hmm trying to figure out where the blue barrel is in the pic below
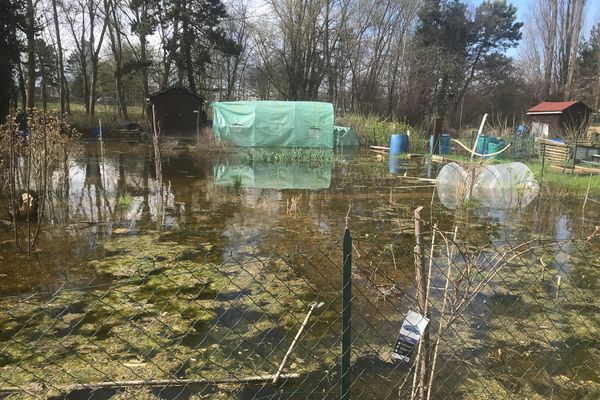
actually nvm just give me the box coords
[429,134,451,155]
[389,157,406,174]
[440,133,451,155]
[475,135,489,155]
[90,127,101,139]
[488,139,506,159]
[390,133,409,155]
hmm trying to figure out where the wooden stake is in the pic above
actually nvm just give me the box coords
[0,374,301,395]
[540,258,547,282]
[582,173,592,213]
[273,302,323,383]
[413,207,428,400]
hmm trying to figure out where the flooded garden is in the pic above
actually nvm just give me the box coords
[0,138,599,399]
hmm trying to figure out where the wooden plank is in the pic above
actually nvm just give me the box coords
[550,164,600,175]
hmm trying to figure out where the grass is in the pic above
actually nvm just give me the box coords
[45,101,146,133]
[528,163,600,196]
[335,113,414,148]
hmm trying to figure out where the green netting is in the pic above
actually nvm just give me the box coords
[334,125,360,147]
[212,101,334,148]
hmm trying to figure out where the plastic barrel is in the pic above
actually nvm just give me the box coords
[440,133,451,155]
[90,127,100,139]
[475,135,489,155]
[488,139,506,159]
[390,133,409,155]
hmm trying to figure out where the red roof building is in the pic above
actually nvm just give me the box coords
[526,101,591,138]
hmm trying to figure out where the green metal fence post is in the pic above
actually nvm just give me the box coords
[341,227,352,400]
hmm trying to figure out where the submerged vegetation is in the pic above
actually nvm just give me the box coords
[0,232,339,398]
[243,148,333,165]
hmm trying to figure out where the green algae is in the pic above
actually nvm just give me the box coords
[0,232,340,396]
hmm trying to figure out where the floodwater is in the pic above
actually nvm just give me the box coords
[0,139,598,399]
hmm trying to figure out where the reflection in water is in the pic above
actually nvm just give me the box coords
[214,153,333,190]
[0,141,597,295]
[56,143,175,228]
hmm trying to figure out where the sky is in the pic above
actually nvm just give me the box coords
[468,0,600,57]
[511,0,599,31]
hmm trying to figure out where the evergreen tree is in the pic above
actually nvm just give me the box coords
[414,0,522,120]
[0,0,21,122]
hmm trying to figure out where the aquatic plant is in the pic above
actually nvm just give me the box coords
[244,148,333,166]
[117,195,134,208]
[232,175,243,192]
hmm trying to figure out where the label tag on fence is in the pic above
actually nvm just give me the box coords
[391,310,429,362]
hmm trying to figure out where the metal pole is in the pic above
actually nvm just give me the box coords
[341,227,352,400]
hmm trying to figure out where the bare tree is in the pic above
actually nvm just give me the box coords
[107,3,128,119]
[51,0,68,114]
[524,0,587,99]
[63,0,111,117]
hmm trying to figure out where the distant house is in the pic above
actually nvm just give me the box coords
[526,101,591,138]
[147,86,205,135]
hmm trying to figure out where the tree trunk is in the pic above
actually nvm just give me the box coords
[543,0,557,97]
[25,0,36,110]
[139,32,149,99]
[51,0,66,115]
[564,0,585,99]
[17,62,27,111]
[108,6,129,119]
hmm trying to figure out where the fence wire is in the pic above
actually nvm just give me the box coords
[1,222,599,399]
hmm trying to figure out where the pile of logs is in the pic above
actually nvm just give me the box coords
[540,139,570,166]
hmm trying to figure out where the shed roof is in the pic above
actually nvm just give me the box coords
[526,101,581,115]
[148,86,204,101]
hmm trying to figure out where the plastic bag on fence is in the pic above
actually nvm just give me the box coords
[436,162,539,209]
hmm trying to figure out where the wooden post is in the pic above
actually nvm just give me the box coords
[341,227,352,400]
[413,207,428,400]
[540,142,546,178]
[196,105,201,141]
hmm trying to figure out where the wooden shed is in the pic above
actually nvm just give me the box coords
[526,101,591,138]
[147,86,205,135]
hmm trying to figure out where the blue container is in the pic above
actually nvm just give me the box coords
[440,133,450,155]
[488,139,507,159]
[389,157,406,174]
[90,127,101,139]
[429,133,451,155]
[475,135,489,155]
[390,133,409,155]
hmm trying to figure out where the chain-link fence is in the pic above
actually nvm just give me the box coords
[1,211,599,399]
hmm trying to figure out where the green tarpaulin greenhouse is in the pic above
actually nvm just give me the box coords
[334,126,360,147]
[212,101,334,148]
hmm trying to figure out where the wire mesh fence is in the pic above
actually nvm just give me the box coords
[1,211,599,399]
